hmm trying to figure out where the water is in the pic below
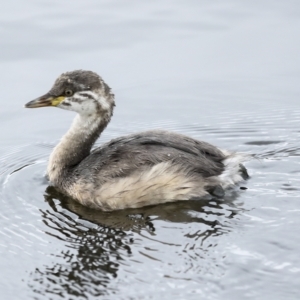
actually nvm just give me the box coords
[0,1,300,299]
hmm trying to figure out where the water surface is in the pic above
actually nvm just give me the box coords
[0,1,300,299]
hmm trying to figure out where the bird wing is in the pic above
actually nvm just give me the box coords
[76,130,226,182]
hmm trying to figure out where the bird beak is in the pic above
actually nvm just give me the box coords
[25,94,65,108]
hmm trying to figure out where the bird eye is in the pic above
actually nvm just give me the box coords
[65,89,73,96]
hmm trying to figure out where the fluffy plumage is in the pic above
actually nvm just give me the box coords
[25,70,249,211]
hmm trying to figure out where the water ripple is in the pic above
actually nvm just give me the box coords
[0,107,300,299]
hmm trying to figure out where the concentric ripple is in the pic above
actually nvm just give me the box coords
[0,107,300,299]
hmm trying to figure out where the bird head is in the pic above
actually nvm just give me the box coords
[25,70,115,116]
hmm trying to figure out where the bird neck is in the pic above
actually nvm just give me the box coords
[47,112,111,185]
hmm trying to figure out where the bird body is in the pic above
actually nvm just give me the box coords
[25,70,249,211]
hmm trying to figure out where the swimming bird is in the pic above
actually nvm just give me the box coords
[25,70,249,211]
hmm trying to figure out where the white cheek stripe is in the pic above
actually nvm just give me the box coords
[98,96,110,111]
[73,94,87,101]
[77,91,110,111]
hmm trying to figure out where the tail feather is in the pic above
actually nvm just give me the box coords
[217,150,252,188]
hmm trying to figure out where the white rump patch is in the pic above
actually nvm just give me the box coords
[218,149,251,188]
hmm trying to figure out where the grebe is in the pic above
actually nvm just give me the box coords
[25,70,249,211]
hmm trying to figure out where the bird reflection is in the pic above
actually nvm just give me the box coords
[28,185,243,298]
[44,186,242,229]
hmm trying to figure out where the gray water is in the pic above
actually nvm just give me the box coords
[1,1,300,299]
